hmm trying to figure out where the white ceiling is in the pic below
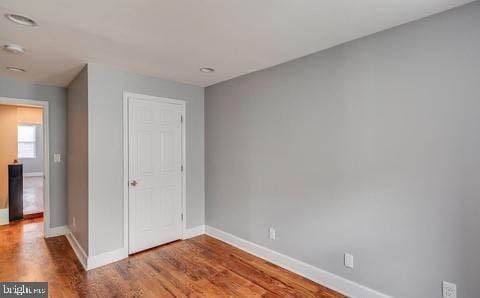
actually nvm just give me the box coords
[0,0,474,87]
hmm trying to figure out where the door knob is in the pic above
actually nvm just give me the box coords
[130,180,138,186]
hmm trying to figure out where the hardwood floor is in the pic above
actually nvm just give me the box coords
[0,218,345,297]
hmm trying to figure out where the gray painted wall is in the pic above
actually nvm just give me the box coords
[0,76,67,228]
[19,124,44,174]
[67,66,89,253]
[205,2,480,297]
[88,64,205,256]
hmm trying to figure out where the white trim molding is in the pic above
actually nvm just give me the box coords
[183,225,205,239]
[64,224,203,271]
[66,231,88,270]
[65,228,128,271]
[205,226,391,298]
[0,208,8,225]
[44,225,69,238]
[87,248,128,270]
[24,172,44,177]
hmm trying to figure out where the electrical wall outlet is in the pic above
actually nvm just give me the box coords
[442,281,457,298]
[344,253,354,269]
[54,153,61,163]
[269,227,276,240]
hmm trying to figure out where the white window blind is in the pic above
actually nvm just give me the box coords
[18,125,36,159]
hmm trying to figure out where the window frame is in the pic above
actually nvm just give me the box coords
[17,124,37,159]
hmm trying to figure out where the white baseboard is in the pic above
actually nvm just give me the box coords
[183,225,205,239]
[0,208,8,225]
[65,230,88,270]
[24,172,44,177]
[205,225,390,298]
[87,247,128,270]
[44,225,68,238]
[64,225,204,271]
[65,228,127,271]
[81,225,201,270]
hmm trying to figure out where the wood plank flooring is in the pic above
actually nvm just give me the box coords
[0,218,345,297]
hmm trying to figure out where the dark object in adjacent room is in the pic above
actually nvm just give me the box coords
[8,163,23,221]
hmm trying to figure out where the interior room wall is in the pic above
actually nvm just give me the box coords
[66,66,89,253]
[205,2,480,297]
[0,76,67,229]
[87,63,205,256]
[17,106,42,123]
[0,105,19,210]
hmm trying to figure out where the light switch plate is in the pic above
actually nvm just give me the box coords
[442,281,457,298]
[54,153,61,163]
[344,253,354,269]
[269,227,276,240]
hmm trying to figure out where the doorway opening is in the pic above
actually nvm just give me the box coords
[0,97,49,236]
[19,117,44,218]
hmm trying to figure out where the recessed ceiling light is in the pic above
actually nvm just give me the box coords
[6,66,26,73]
[5,14,37,26]
[200,67,215,73]
[3,44,26,54]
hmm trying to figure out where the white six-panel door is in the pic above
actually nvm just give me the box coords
[128,96,184,254]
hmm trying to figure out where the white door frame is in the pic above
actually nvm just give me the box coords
[123,92,187,254]
[0,97,51,236]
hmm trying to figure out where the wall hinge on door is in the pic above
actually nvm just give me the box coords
[181,164,184,172]
[181,115,183,123]
[181,213,184,221]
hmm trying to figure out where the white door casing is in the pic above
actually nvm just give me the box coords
[127,94,184,254]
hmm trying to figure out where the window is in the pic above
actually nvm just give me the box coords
[18,125,36,159]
